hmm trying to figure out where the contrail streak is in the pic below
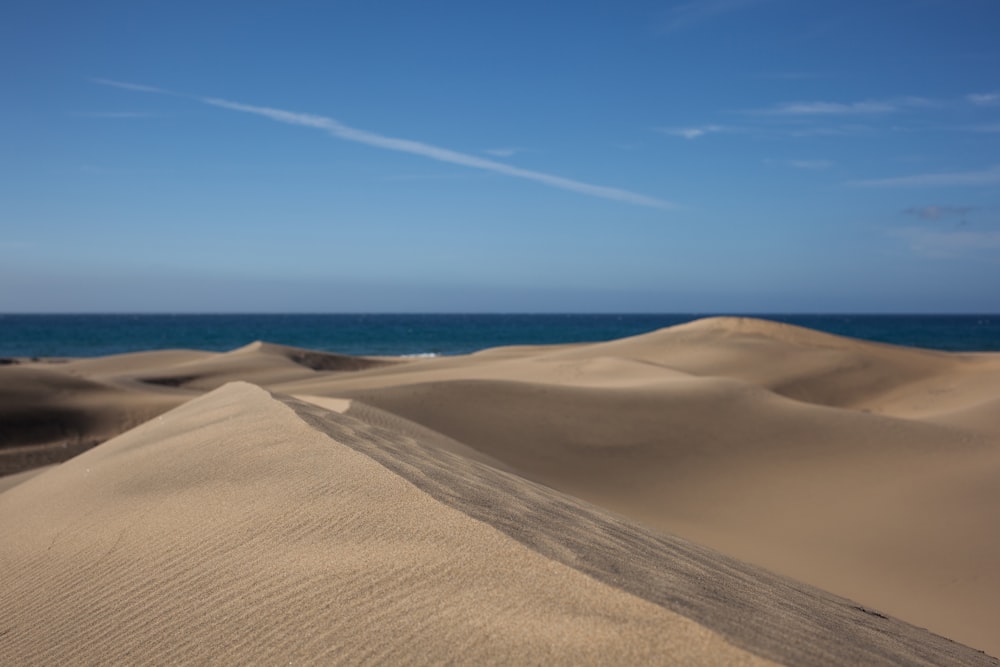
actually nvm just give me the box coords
[94,78,674,210]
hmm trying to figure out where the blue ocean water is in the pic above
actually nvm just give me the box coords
[1,314,999,358]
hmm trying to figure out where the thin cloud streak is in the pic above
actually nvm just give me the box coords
[203,98,674,209]
[764,158,833,169]
[850,166,1000,188]
[762,100,897,115]
[483,147,524,158]
[754,96,942,116]
[91,78,178,96]
[967,92,1000,105]
[661,92,993,143]
[94,79,673,210]
[657,124,727,139]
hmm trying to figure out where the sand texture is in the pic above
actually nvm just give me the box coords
[2,317,999,664]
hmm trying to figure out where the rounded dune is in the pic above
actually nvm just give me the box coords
[0,383,774,665]
[2,317,999,661]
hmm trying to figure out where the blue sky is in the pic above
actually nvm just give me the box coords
[2,0,999,313]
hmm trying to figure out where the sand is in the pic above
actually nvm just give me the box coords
[1,317,998,664]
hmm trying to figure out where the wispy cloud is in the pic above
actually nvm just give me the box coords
[787,159,833,170]
[850,166,1000,188]
[896,96,939,109]
[90,78,177,95]
[656,124,728,139]
[762,158,833,169]
[760,100,897,115]
[203,97,674,208]
[754,96,941,116]
[658,120,874,141]
[902,205,976,221]
[660,92,994,143]
[967,92,1000,106]
[660,0,769,32]
[483,147,525,158]
[94,79,673,210]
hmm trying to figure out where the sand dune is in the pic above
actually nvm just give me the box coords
[0,364,185,474]
[0,383,775,665]
[2,317,999,662]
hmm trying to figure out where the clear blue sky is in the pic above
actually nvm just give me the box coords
[2,0,998,313]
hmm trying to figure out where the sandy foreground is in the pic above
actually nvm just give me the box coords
[1,317,998,665]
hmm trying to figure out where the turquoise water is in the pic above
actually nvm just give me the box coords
[1,314,999,358]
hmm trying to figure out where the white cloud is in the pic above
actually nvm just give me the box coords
[764,158,833,169]
[850,166,1000,188]
[657,124,727,139]
[483,147,523,158]
[734,94,995,138]
[755,96,941,116]
[96,80,674,210]
[202,97,674,208]
[967,92,1000,105]
[91,78,177,95]
[763,100,897,115]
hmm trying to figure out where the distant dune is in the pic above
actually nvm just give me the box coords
[2,317,999,664]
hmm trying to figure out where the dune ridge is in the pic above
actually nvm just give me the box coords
[0,383,775,665]
[289,389,995,666]
[1,383,993,665]
[2,316,999,659]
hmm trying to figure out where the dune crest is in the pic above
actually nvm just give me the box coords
[0,383,775,665]
[3,383,995,665]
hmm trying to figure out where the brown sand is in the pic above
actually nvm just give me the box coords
[1,317,999,663]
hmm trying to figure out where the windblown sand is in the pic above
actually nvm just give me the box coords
[1,317,998,664]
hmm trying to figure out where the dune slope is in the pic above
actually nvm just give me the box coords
[0,383,769,665]
[2,317,999,657]
[1,383,993,665]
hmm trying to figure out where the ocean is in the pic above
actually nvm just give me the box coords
[1,314,999,358]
